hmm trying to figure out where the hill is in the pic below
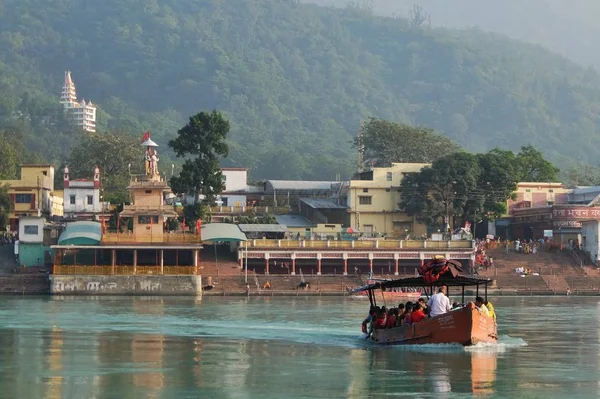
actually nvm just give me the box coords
[1,0,600,180]
[308,0,600,69]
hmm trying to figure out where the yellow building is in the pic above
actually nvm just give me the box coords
[0,164,63,232]
[347,163,430,238]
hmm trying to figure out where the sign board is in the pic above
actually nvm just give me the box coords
[543,229,553,238]
[486,234,494,239]
[552,208,600,220]
[431,233,444,241]
[553,220,582,228]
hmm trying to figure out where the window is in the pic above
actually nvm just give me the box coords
[362,188,369,193]
[525,189,531,193]
[359,196,372,205]
[69,195,76,205]
[24,225,38,235]
[15,194,32,204]
[138,215,159,224]
[145,190,152,194]
[386,172,392,181]
[87,195,93,205]
[547,201,554,206]
[548,189,554,193]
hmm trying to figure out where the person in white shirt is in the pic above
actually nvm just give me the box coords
[427,285,451,317]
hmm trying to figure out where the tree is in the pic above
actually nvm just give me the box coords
[67,132,144,204]
[354,118,461,169]
[0,184,13,229]
[169,110,230,204]
[510,145,559,182]
[400,152,481,230]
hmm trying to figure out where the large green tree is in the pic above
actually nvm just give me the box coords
[169,110,230,205]
[0,184,13,229]
[354,118,461,168]
[400,152,481,229]
[66,132,143,204]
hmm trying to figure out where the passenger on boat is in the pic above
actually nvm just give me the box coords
[402,302,414,325]
[410,302,427,323]
[374,308,387,329]
[427,285,451,317]
[385,308,397,328]
[417,297,429,315]
[484,300,496,321]
[475,297,490,317]
[451,301,462,310]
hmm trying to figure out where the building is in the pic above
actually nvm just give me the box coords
[62,165,109,221]
[218,167,249,206]
[346,163,430,238]
[50,133,206,295]
[60,70,97,132]
[17,216,61,268]
[0,164,63,232]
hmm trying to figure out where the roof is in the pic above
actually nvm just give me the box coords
[221,167,248,171]
[351,276,493,294]
[299,198,349,209]
[201,223,247,242]
[238,224,289,233]
[265,180,340,191]
[19,164,55,168]
[58,221,102,245]
[274,214,315,228]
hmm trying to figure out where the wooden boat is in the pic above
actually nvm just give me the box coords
[357,275,498,346]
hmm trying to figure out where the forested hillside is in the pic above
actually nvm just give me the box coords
[310,0,600,68]
[1,0,600,180]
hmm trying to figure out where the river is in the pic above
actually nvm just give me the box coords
[0,295,597,398]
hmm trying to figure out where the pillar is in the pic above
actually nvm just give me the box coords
[394,255,399,276]
[369,254,374,275]
[317,254,322,275]
[133,249,137,275]
[111,249,116,275]
[193,249,198,275]
[160,249,164,275]
[265,253,270,275]
[291,255,296,275]
[343,254,348,276]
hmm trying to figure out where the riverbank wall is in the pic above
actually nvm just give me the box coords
[48,275,203,296]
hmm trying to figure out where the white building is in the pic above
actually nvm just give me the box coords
[217,168,249,206]
[581,221,600,266]
[63,166,107,221]
[19,216,45,244]
[60,70,97,132]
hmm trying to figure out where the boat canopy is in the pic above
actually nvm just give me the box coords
[351,276,492,294]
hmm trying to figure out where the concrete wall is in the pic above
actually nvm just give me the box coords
[19,217,44,243]
[133,187,163,207]
[50,275,203,296]
[64,185,101,214]
[19,243,49,267]
[222,169,247,192]
[582,221,600,264]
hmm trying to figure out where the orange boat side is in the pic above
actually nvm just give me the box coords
[370,307,498,346]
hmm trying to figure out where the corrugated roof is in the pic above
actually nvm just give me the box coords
[266,180,340,191]
[299,198,349,209]
[201,223,247,242]
[274,214,315,228]
[58,221,102,245]
[238,224,289,233]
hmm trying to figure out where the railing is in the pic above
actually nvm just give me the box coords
[243,239,474,250]
[209,206,291,214]
[122,204,175,212]
[53,265,197,275]
[101,232,201,244]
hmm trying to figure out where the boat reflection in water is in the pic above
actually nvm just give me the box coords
[366,344,499,396]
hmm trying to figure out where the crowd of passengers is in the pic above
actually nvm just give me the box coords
[362,286,496,336]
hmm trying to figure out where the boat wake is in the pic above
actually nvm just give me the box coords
[368,334,527,354]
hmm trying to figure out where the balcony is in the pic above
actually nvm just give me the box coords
[242,239,474,250]
[101,231,201,244]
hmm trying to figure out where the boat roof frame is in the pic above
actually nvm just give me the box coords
[359,276,493,292]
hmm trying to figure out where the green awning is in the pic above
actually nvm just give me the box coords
[58,221,102,245]
[201,223,247,242]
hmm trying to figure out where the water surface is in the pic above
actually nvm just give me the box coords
[0,296,597,398]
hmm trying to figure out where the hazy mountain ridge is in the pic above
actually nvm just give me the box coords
[0,0,599,180]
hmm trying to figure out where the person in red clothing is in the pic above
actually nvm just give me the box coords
[385,308,397,329]
[374,308,387,329]
[411,302,427,323]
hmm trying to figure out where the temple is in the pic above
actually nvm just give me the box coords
[60,70,97,132]
[49,133,204,295]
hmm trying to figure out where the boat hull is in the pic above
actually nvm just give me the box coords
[369,307,497,346]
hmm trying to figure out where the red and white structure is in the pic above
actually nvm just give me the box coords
[63,166,108,221]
